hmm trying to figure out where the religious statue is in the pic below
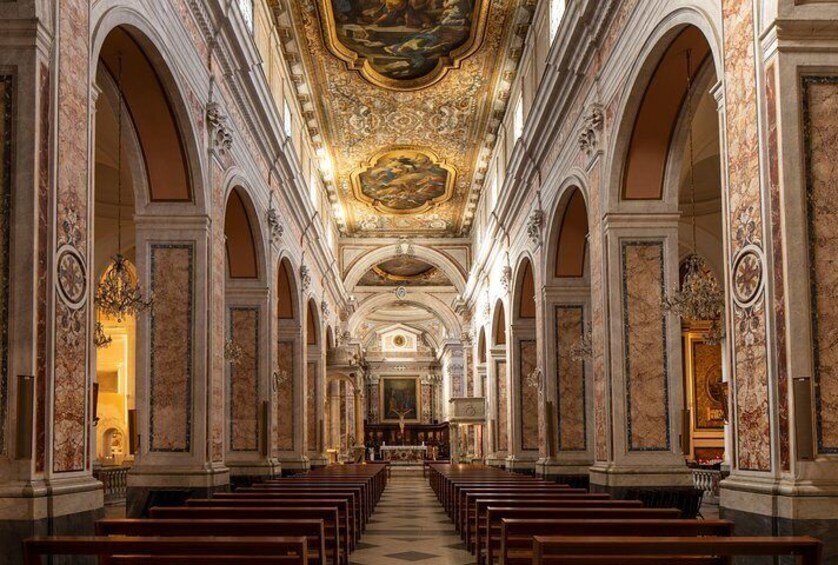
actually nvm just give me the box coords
[390,406,412,440]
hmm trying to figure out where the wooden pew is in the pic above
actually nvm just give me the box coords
[477,507,682,565]
[471,499,645,556]
[459,491,608,538]
[96,519,327,565]
[237,486,367,525]
[149,506,344,565]
[496,519,733,565]
[530,535,823,565]
[22,535,308,565]
[187,497,355,549]
[230,489,365,533]
[455,485,584,526]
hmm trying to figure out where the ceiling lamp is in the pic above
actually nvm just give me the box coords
[93,320,112,349]
[661,50,724,344]
[95,54,152,325]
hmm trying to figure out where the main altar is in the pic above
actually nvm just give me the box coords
[379,445,427,463]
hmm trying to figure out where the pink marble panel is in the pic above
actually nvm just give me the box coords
[368,383,379,424]
[496,360,508,452]
[723,0,772,471]
[275,341,294,451]
[519,340,539,451]
[149,245,194,452]
[229,307,259,451]
[421,383,432,423]
[307,361,317,451]
[52,0,90,473]
[0,75,11,454]
[587,164,608,462]
[766,63,790,470]
[36,64,49,473]
[211,166,225,462]
[556,306,586,451]
[622,242,669,451]
[466,349,474,397]
[802,76,838,453]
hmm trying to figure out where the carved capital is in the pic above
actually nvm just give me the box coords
[206,102,233,153]
[577,103,604,156]
[526,209,544,245]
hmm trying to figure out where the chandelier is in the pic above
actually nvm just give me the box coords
[93,320,112,349]
[95,53,152,325]
[661,50,725,345]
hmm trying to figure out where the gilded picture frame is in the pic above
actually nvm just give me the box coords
[379,376,421,423]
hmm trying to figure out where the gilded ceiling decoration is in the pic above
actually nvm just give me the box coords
[352,147,455,214]
[320,0,490,90]
[280,0,534,237]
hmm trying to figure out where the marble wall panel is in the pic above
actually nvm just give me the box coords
[466,349,474,397]
[367,383,379,424]
[211,166,225,462]
[306,361,317,451]
[35,64,49,473]
[766,62,790,470]
[496,360,508,452]
[0,75,11,455]
[802,76,838,454]
[421,383,432,424]
[275,341,294,451]
[149,244,194,452]
[723,0,771,472]
[621,241,669,451]
[229,307,259,451]
[52,0,90,473]
[693,341,725,430]
[519,340,539,451]
[556,306,586,451]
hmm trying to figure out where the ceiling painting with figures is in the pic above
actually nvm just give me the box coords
[279,0,535,236]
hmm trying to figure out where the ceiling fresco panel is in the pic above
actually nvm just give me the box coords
[320,0,490,90]
[281,0,533,237]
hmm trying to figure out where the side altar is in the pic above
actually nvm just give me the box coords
[364,422,450,460]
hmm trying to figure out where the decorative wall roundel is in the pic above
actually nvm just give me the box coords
[731,245,764,307]
[393,335,406,348]
[56,245,87,309]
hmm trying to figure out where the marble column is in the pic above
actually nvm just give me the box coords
[588,214,690,491]
[507,323,538,473]
[537,286,593,479]
[715,4,838,554]
[225,285,279,486]
[486,346,509,467]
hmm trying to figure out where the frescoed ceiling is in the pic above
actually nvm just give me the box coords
[278,0,535,237]
[357,257,453,286]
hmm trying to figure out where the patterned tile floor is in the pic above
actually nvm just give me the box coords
[351,472,476,565]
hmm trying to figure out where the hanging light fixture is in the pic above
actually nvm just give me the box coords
[95,53,152,325]
[662,50,725,344]
[94,319,112,349]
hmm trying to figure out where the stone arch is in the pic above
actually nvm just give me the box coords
[512,254,537,323]
[224,186,266,282]
[343,244,467,293]
[605,5,723,209]
[348,292,462,339]
[546,185,590,283]
[93,17,204,210]
[492,299,507,347]
[276,255,300,324]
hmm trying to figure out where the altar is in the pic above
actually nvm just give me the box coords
[379,445,427,463]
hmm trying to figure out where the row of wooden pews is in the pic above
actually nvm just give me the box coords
[427,463,823,565]
[23,463,387,565]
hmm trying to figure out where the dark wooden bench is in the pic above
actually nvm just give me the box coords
[22,535,308,565]
[235,487,366,529]
[531,535,823,565]
[472,499,645,557]
[456,486,588,528]
[460,491,608,538]
[96,518,327,565]
[496,519,733,565]
[188,497,355,549]
[149,506,343,565]
[477,507,682,565]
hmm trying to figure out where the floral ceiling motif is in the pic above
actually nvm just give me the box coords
[282,0,533,236]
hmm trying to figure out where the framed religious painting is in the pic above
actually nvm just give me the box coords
[379,376,421,423]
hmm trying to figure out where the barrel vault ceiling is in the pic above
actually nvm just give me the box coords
[272,0,536,237]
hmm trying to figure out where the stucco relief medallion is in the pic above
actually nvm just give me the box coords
[56,245,87,309]
[731,245,764,307]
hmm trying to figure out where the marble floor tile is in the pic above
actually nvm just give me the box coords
[352,474,474,565]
